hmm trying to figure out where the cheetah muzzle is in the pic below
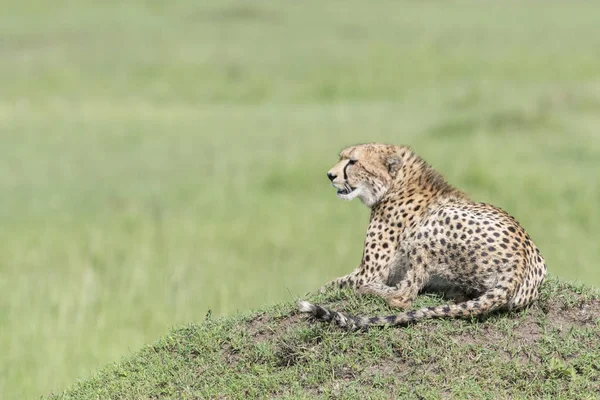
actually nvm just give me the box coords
[299,143,547,330]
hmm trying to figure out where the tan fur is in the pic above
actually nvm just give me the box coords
[299,143,547,330]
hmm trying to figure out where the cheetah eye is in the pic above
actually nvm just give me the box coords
[347,159,357,165]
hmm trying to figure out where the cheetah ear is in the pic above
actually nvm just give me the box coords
[386,156,402,177]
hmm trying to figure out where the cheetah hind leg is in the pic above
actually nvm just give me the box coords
[357,282,416,310]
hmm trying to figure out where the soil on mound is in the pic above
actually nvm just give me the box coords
[52,279,600,399]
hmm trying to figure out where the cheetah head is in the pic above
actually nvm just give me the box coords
[327,143,404,208]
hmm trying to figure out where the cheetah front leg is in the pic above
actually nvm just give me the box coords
[320,217,399,293]
[319,267,362,293]
[319,257,394,293]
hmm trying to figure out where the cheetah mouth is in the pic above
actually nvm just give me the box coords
[335,183,360,200]
[335,183,354,195]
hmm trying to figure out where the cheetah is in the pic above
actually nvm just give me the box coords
[298,143,547,330]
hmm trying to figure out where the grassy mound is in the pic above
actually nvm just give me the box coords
[50,277,600,399]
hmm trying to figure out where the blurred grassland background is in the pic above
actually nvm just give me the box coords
[1,0,600,398]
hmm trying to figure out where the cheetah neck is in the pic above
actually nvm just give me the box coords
[392,156,465,204]
[370,162,466,235]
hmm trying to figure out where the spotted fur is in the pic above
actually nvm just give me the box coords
[298,143,547,330]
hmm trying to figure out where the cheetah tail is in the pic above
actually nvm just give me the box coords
[297,300,368,330]
[297,293,504,330]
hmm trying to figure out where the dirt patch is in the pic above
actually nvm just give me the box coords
[443,299,600,367]
[245,311,307,343]
[219,311,312,368]
[544,299,600,330]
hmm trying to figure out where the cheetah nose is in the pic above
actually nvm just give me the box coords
[327,172,337,182]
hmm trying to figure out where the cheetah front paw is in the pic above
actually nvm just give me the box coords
[356,283,386,296]
[387,297,413,310]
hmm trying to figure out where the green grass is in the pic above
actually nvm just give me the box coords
[50,278,600,399]
[1,1,600,398]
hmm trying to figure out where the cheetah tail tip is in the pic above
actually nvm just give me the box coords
[297,300,316,313]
